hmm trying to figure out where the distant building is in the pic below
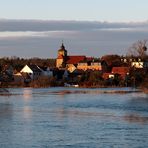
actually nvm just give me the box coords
[13,72,24,83]
[121,57,148,68]
[20,65,53,80]
[20,65,42,80]
[111,67,130,79]
[56,43,87,72]
[102,67,130,80]
[77,60,102,71]
[56,43,104,72]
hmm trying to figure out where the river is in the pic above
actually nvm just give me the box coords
[0,87,148,148]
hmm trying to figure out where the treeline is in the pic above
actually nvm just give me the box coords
[0,57,56,72]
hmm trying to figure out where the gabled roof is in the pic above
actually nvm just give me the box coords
[29,65,42,73]
[66,56,86,64]
[21,65,42,73]
[112,67,130,74]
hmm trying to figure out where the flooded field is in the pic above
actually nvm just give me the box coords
[0,87,148,148]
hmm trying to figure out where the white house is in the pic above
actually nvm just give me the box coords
[20,65,42,80]
[131,62,144,68]
[20,65,53,80]
[131,61,148,68]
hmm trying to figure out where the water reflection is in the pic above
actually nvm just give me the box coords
[23,106,32,120]
[124,114,148,124]
[131,92,148,99]
[0,103,13,118]
[46,88,140,96]
[23,88,32,100]
[0,103,13,147]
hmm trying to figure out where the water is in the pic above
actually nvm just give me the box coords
[0,87,148,148]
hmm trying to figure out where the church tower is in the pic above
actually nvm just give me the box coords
[56,43,67,68]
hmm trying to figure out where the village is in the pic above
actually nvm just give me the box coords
[0,42,148,89]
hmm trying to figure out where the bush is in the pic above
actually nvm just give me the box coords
[30,76,57,88]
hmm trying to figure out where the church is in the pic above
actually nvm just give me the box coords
[56,43,86,71]
[56,43,103,72]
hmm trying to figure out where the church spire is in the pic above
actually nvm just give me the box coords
[61,42,65,50]
[56,42,68,68]
[58,42,67,57]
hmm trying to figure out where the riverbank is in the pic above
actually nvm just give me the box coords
[0,87,144,96]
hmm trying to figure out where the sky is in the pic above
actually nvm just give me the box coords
[0,0,148,58]
[1,0,148,21]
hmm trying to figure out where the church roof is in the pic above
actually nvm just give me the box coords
[66,56,86,64]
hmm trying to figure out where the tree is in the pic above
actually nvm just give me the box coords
[101,54,121,67]
[128,40,147,58]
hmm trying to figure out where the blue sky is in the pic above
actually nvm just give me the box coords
[0,0,148,58]
[1,0,148,21]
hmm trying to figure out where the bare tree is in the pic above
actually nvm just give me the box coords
[127,40,147,58]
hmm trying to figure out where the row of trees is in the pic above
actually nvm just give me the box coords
[0,57,55,72]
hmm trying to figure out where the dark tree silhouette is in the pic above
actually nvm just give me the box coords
[128,40,147,58]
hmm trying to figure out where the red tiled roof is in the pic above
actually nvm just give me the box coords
[66,56,86,64]
[112,67,129,74]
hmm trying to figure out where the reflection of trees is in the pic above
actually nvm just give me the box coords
[0,103,13,146]
[0,103,13,118]
[123,96,148,124]
[124,114,148,124]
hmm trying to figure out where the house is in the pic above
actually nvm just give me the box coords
[131,60,148,68]
[77,60,102,71]
[90,61,102,71]
[20,65,42,80]
[66,56,86,73]
[102,73,114,80]
[102,67,130,80]
[131,61,144,68]
[77,61,88,71]
[111,67,130,79]
[20,65,53,81]
[13,72,24,83]
[121,56,148,69]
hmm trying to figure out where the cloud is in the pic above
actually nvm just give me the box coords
[0,19,148,32]
[0,19,148,58]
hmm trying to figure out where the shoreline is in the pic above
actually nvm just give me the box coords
[1,86,146,96]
